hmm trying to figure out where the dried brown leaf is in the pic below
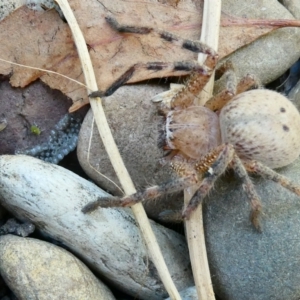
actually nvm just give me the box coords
[0,0,298,111]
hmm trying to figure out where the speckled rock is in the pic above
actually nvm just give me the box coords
[16,113,81,164]
[0,218,35,237]
[203,157,300,300]
[0,0,24,21]
[0,235,115,300]
[77,84,183,221]
[0,1,62,21]
[0,155,193,300]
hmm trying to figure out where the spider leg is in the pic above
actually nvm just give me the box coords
[82,196,125,213]
[244,160,300,196]
[231,155,263,232]
[159,67,213,113]
[158,145,232,222]
[89,61,211,98]
[204,66,237,112]
[215,61,259,93]
[236,74,259,94]
[182,143,235,219]
[205,61,258,111]
[82,161,199,214]
[105,16,217,68]
[89,16,218,98]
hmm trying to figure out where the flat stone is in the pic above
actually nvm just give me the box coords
[0,155,193,300]
[0,235,116,300]
[204,158,300,300]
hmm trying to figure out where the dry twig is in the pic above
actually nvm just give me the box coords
[55,1,181,299]
[183,1,221,299]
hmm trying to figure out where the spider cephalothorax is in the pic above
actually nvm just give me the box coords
[83,16,300,231]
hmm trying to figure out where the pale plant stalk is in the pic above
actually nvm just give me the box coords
[55,1,181,299]
[183,0,222,299]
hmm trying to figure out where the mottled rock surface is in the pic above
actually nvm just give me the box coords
[77,84,183,220]
[0,80,85,163]
[204,158,300,300]
[0,218,35,237]
[0,155,193,300]
[0,235,116,300]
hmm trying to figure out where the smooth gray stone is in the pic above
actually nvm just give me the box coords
[77,84,183,221]
[0,155,193,300]
[0,235,116,300]
[204,158,300,300]
[220,0,300,85]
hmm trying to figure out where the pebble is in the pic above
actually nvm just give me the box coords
[220,0,300,85]
[204,157,300,300]
[0,218,35,237]
[77,84,183,221]
[0,234,116,300]
[0,155,193,300]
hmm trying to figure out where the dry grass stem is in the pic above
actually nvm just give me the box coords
[55,1,181,299]
[183,1,222,299]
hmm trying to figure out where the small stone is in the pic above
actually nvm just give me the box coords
[0,235,116,300]
[220,0,300,85]
[204,158,300,300]
[0,218,35,237]
[77,84,183,220]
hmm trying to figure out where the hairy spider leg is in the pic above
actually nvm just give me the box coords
[182,143,235,219]
[244,160,300,196]
[205,62,258,112]
[105,16,217,68]
[82,172,198,214]
[89,61,212,98]
[160,66,213,113]
[159,63,257,114]
[82,145,226,214]
[157,145,228,222]
[89,16,218,98]
[231,155,263,232]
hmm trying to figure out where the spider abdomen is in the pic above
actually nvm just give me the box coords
[165,106,221,159]
[220,90,300,169]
